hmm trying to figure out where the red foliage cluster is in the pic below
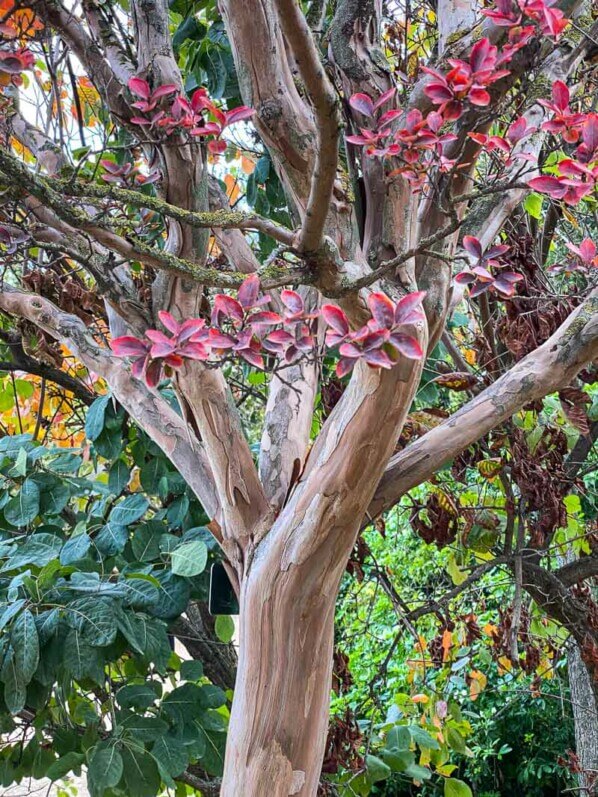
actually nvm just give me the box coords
[323,291,425,377]
[491,605,547,673]
[482,0,569,39]
[127,77,254,153]
[496,232,578,359]
[455,235,523,297]
[0,46,33,87]
[511,424,569,547]
[550,238,598,275]
[100,160,161,188]
[529,86,598,205]
[112,275,426,386]
[321,708,364,776]
[411,491,459,549]
[346,0,598,211]
[423,39,511,119]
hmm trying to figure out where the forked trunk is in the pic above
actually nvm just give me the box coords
[221,534,344,797]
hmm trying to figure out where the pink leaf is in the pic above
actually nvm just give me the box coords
[345,135,372,146]
[469,38,491,72]
[178,319,207,342]
[237,274,261,308]
[368,292,395,329]
[363,349,393,369]
[224,106,256,126]
[394,291,426,325]
[239,348,264,369]
[111,336,148,357]
[485,244,510,259]
[214,294,244,322]
[468,88,491,107]
[208,139,228,154]
[551,79,569,111]
[454,271,476,284]
[280,289,304,317]
[527,175,565,197]
[373,87,396,112]
[462,235,483,259]
[336,357,355,378]
[144,359,163,388]
[378,109,402,128]
[249,311,283,327]
[178,342,210,360]
[389,333,423,359]
[128,76,150,99]
[149,340,177,358]
[152,83,178,100]
[158,310,180,335]
[339,342,363,359]
[322,304,350,337]
[349,93,375,117]
[208,330,236,349]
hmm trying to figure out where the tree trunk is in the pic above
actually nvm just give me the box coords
[220,533,343,796]
[569,642,598,795]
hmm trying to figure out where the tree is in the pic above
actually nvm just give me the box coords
[0,0,596,794]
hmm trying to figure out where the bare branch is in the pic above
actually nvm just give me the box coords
[271,0,340,252]
[56,179,296,246]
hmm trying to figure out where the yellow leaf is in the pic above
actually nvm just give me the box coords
[241,155,255,174]
[464,348,477,365]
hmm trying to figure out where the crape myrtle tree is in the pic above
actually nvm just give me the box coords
[0,0,597,793]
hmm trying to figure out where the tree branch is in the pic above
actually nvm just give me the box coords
[368,289,598,521]
[0,286,220,521]
[271,0,340,252]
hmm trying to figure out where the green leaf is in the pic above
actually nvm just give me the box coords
[385,725,411,752]
[88,743,124,794]
[180,660,203,681]
[13,447,28,477]
[121,745,161,797]
[46,751,85,781]
[446,726,467,754]
[11,609,39,684]
[131,521,163,562]
[445,778,473,797]
[166,494,189,528]
[409,726,440,751]
[65,629,105,683]
[152,734,188,778]
[95,522,128,556]
[524,192,543,219]
[150,571,191,619]
[120,714,168,742]
[39,482,71,516]
[366,754,391,783]
[404,762,432,781]
[108,459,130,495]
[214,614,235,643]
[85,395,111,441]
[0,599,25,632]
[2,651,26,714]
[170,539,208,577]
[60,533,91,565]
[66,597,117,646]
[4,478,40,527]
[117,684,157,710]
[2,533,62,570]
[109,494,149,526]
[122,577,159,610]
